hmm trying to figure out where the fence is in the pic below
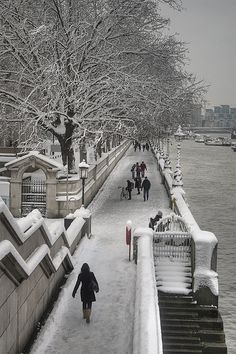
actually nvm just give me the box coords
[21,179,46,216]
[153,232,192,261]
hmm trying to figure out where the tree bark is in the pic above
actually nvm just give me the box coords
[56,122,76,172]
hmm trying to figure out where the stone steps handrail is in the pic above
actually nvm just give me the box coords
[133,228,163,354]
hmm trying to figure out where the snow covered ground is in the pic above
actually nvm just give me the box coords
[30,146,171,354]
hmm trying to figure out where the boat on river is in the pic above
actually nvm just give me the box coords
[194,134,204,143]
[205,137,231,146]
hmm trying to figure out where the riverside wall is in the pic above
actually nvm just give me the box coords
[56,140,131,216]
[0,203,94,354]
[0,140,132,354]
[151,145,219,307]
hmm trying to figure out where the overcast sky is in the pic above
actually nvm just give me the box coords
[161,0,236,108]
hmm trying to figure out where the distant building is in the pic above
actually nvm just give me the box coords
[188,104,202,126]
[203,105,236,128]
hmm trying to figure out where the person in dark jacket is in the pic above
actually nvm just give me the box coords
[140,161,147,178]
[126,179,133,200]
[135,162,141,178]
[131,163,136,179]
[141,176,151,201]
[72,263,99,323]
[149,210,163,229]
[134,176,142,194]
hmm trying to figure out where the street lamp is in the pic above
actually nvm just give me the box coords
[79,159,89,205]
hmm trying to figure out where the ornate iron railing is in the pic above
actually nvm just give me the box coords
[21,179,46,216]
[153,232,192,261]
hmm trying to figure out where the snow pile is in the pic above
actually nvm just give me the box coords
[192,229,218,296]
[47,220,65,244]
[155,258,192,295]
[73,205,91,218]
[0,239,53,276]
[66,216,85,246]
[0,200,87,282]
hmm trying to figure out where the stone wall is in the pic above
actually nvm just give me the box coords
[0,202,89,354]
[56,140,131,217]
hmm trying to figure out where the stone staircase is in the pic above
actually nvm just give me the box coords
[158,292,227,354]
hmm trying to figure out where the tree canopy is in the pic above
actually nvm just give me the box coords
[0,0,205,169]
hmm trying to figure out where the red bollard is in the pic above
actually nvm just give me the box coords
[126,220,132,261]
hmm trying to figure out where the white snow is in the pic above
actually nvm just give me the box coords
[5,150,63,170]
[0,143,219,354]
[29,146,171,354]
[133,233,163,354]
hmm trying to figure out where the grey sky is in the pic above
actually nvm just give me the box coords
[161,0,236,108]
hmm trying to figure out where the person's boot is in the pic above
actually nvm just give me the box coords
[86,309,91,323]
[83,309,86,319]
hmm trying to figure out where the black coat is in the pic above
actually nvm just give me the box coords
[134,177,142,188]
[142,178,151,190]
[72,271,99,303]
[126,180,133,191]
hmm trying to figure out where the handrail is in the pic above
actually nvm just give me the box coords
[151,145,219,307]
[133,231,163,354]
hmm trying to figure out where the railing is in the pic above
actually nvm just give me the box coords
[153,232,192,261]
[151,143,219,307]
[21,179,46,216]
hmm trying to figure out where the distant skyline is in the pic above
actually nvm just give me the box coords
[161,0,236,108]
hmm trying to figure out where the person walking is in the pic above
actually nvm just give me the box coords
[131,163,136,179]
[72,263,99,323]
[126,179,133,200]
[140,161,147,178]
[134,176,142,194]
[141,176,151,201]
[149,210,163,229]
[135,162,141,178]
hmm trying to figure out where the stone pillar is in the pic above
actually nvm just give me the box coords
[46,173,58,218]
[9,179,22,217]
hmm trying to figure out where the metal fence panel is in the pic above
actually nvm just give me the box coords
[21,179,46,216]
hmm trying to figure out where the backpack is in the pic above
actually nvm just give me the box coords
[130,181,134,189]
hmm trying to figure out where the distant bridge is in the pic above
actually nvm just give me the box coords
[188,127,232,134]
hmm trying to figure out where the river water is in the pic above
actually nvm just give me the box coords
[169,134,236,354]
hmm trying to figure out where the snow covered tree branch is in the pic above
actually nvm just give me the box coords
[0,0,205,170]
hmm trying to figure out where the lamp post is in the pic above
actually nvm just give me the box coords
[173,126,183,187]
[79,159,89,206]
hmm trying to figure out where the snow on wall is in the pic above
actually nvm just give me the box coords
[153,149,219,297]
[133,228,163,354]
[0,198,88,280]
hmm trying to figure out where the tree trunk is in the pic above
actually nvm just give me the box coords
[56,122,76,172]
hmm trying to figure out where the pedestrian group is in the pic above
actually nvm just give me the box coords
[127,160,151,201]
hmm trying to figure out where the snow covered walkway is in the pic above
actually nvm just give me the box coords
[30,146,171,354]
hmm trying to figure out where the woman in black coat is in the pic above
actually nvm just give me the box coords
[72,263,99,323]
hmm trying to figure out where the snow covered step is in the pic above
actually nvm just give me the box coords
[163,349,202,354]
[156,275,192,282]
[202,343,227,354]
[158,293,195,303]
[160,305,218,317]
[163,335,201,344]
[164,342,203,351]
[161,317,224,331]
[160,310,199,319]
